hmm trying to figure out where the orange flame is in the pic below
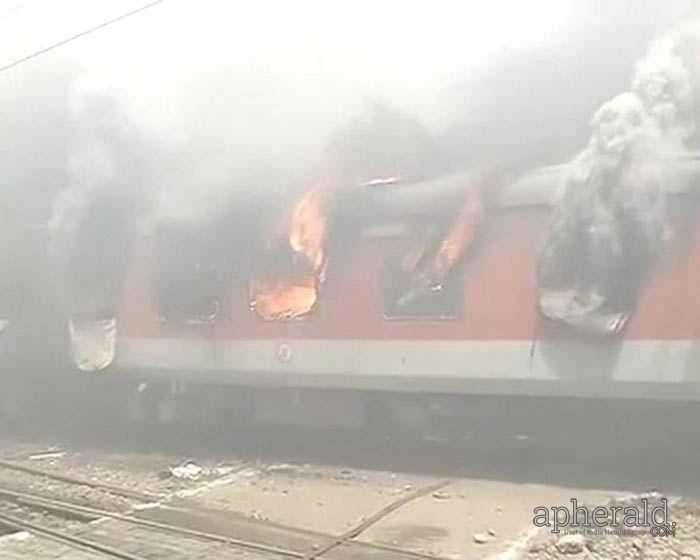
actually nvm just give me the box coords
[252,178,336,320]
[288,183,329,273]
[400,180,489,305]
[251,277,318,321]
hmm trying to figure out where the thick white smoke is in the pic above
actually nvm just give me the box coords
[537,16,700,334]
[0,0,696,325]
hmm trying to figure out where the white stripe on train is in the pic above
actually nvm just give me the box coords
[112,338,700,399]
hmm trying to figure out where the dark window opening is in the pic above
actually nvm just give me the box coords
[152,225,223,325]
[381,246,463,320]
[250,241,319,321]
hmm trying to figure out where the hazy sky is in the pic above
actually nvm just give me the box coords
[1,1,688,127]
[0,0,696,222]
[0,1,661,125]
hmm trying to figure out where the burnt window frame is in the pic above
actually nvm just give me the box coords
[376,218,466,322]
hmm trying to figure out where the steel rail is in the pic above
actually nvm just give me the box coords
[302,479,453,560]
[0,472,455,560]
[0,485,304,558]
[0,458,163,502]
[0,510,149,560]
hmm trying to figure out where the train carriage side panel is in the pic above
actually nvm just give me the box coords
[114,179,700,400]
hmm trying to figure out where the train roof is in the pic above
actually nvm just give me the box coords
[343,151,700,223]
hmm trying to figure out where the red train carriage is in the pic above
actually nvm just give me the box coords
[89,158,700,409]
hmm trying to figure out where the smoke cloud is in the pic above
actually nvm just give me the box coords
[0,0,697,325]
[535,7,700,335]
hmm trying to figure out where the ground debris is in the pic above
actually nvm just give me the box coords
[167,460,204,481]
[27,450,65,461]
[473,531,494,544]
[555,534,585,555]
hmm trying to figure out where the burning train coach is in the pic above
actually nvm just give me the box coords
[6,15,700,413]
[96,154,700,403]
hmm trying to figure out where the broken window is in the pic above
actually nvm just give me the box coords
[152,223,223,325]
[382,225,464,320]
[250,242,319,321]
[381,178,491,321]
[50,191,135,372]
[537,93,666,336]
[251,180,333,321]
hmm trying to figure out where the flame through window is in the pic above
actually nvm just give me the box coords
[251,179,335,321]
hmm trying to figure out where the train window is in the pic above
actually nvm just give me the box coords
[250,242,319,321]
[381,254,463,320]
[152,225,222,325]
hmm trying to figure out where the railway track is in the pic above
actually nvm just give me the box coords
[0,458,163,502]
[0,485,303,559]
[0,459,454,560]
[0,509,149,560]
